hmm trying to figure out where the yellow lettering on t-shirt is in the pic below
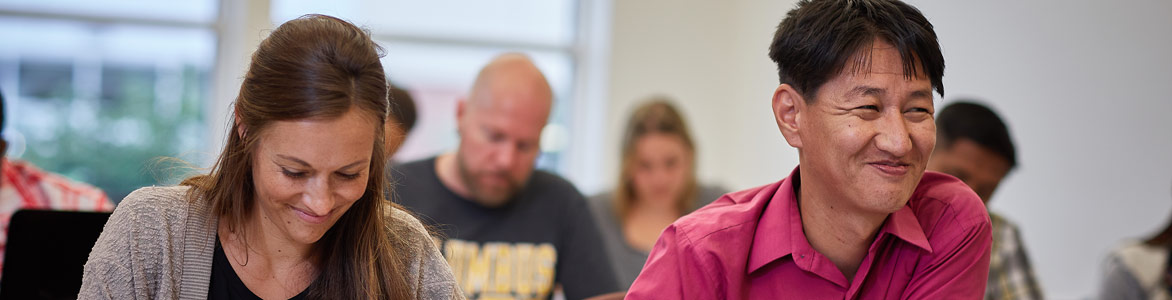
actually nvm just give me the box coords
[472,242,506,294]
[440,239,558,299]
[489,243,513,294]
[513,243,535,296]
[535,243,557,296]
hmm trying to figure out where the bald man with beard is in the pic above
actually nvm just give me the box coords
[389,53,619,300]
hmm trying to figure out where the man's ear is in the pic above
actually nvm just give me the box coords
[455,98,467,136]
[773,84,805,149]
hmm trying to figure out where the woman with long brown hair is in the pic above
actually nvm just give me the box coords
[80,15,461,299]
[586,98,726,290]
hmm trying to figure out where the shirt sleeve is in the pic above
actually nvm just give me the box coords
[1097,252,1150,300]
[78,194,151,300]
[901,214,993,299]
[556,191,620,300]
[625,224,719,300]
[987,223,1044,300]
[393,209,466,300]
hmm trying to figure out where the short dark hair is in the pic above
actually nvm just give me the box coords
[936,101,1017,169]
[388,83,417,133]
[769,0,945,100]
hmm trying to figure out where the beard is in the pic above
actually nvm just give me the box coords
[456,154,527,207]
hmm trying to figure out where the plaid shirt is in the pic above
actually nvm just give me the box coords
[0,158,114,272]
[985,212,1044,300]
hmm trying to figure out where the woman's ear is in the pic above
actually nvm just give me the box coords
[773,84,805,149]
[235,111,247,140]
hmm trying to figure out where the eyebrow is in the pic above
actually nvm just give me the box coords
[909,89,933,99]
[274,154,368,170]
[846,86,885,98]
[846,86,933,100]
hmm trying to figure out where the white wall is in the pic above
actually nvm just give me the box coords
[606,0,799,194]
[606,0,1172,298]
[206,0,272,164]
[910,1,1172,298]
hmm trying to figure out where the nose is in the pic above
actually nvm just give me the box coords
[302,176,335,215]
[874,111,913,157]
[652,166,672,187]
[494,143,518,170]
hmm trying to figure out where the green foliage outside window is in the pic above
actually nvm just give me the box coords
[12,62,207,203]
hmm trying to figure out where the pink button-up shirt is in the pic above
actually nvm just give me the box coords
[626,167,992,299]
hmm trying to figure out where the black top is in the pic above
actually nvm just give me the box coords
[389,156,618,300]
[209,238,309,300]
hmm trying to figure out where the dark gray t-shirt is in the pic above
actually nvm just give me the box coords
[586,185,728,290]
[390,157,618,300]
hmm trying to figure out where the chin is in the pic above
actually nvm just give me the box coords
[475,194,511,207]
[287,218,335,244]
[295,231,330,245]
[860,187,914,213]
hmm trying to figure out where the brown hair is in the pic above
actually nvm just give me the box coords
[613,98,698,221]
[181,14,413,299]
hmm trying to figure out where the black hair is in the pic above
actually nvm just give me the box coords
[769,0,945,100]
[388,83,417,133]
[936,101,1017,169]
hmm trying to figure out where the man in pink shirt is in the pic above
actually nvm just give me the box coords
[625,0,993,299]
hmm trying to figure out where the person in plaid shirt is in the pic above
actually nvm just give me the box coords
[0,90,114,274]
[928,101,1043,300]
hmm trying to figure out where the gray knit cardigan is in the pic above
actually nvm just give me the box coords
[78,186,463,299]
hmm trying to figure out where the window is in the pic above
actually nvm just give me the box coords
[0,1,217,202]
[271,0,581,173]
[0,0,612,201]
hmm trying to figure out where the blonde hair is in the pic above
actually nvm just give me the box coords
[614,98,698,221]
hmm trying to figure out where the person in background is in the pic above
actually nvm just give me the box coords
[1098,183,1172,300]
[79,15,461,299]
[0,89,114,275]
[385,83,418,157]
[390,53,619,300]
[626,0,993,298]
[586,98,726,289]
[928,101,1042,300]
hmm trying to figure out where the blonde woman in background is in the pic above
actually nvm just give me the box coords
[587,98,727,289]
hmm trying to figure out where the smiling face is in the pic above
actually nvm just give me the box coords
[791,40,937,215]
[251,107,375,245]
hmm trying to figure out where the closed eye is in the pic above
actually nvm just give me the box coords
[855,105,880,111]
[906,107,931,113]
[336,172,361,180]
[281,168,308,179]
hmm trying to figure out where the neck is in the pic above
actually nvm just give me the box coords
[220,205,316,270]
[216,204,318,299]
[796,168,888,282]
[435,152,472,199]
[622,197,682,252]
[628,195,682,217]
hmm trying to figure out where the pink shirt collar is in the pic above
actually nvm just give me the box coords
[747,167,933,278]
